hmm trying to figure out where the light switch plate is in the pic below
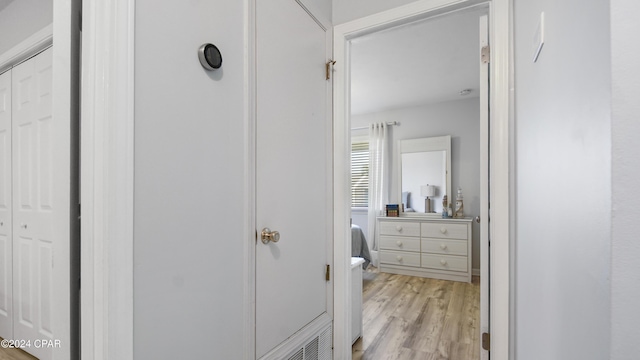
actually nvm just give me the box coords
[533,12,545,62]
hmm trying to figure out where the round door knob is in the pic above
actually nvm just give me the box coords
[440,259,448,266]
[396,241,403,247]
[260,228,280,244]
[440,244,447,250]
[396,255,403,262]
[440,227,447,234]
[396,226,403,232]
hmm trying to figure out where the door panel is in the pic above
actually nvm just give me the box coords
[0,69,12,339]
[12,47,55,360]
[256,0,330,358]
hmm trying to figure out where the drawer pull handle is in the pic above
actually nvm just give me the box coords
[440,259,448,266]
[396,255,403,262]
[440,244,448,250]
[396,241,403,247]
[396,226,403,232]
[440,227,447,234]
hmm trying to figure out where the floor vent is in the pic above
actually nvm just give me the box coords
[289,349,304,360]
[286,325,332,360]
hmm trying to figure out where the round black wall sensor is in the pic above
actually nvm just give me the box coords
[198,43,222,70]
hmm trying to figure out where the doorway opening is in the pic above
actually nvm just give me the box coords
[332,1,506,358]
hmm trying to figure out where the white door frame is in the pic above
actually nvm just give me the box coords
[0,25,52,74]
[479,12,490,360]
[53,1,82,358]
[332,0,513,359]
[80,1,135,359]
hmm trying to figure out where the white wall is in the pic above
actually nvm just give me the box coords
[333,0,417,25]
[351,208,369,240]
[352,97,481,270]
[0,0,52,55]
[133,1,247,358]
[514,1,611,359]
[301,0,331,22]
[611,1,640,359]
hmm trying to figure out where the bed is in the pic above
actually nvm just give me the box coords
[351,224,371,269]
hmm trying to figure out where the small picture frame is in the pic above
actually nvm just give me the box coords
[385,204,400,217]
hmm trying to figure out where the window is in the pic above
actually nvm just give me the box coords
[351,139,369,208]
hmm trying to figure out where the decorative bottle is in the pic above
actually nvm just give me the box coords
[454,187,464,218]
[442,195,448,218]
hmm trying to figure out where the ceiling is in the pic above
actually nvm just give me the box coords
[350,7,487,115]
[0,0,14,12]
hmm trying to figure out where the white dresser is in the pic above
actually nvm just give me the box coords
[377,216,472,283]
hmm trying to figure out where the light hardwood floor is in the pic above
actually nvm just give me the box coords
[2,267,478,360]
[0,339,38,360]
[352,266,480,360]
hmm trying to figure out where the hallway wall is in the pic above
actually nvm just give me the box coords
[514,0,611,358]
[134,1,247,358]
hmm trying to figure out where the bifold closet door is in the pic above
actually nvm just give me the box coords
[0,69,13,339]
[11,47,55,360]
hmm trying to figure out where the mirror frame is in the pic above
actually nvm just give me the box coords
[397,135,452,218]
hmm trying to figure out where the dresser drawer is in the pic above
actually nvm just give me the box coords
[380,236,421,253]
[421,239,468,256]
[379,221,421,237]
[380,250,421,267]
[421,254,468,272]
[421,222,468,240]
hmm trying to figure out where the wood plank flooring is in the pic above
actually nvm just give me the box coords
[2,267,479,360]
[0,339,38,360]
[352,266,480,360]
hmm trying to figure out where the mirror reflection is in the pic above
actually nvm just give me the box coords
[398,135,452,216]
[401,150,446,213]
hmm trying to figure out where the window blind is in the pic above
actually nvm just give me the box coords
[351,141,369,208]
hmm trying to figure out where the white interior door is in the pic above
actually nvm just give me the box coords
[11,47,55,360]
[0,69,13,340]
[479,13,490,360]
[255,0,332,358]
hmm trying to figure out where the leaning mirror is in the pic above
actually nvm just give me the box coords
[398,135,451,217]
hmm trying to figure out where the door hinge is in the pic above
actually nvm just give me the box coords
[481,45,490,64]
[325,264,331,281]
[482,332,490,351]
[325,60,336,80]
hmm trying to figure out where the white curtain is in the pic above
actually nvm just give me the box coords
[367,122,388,253]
